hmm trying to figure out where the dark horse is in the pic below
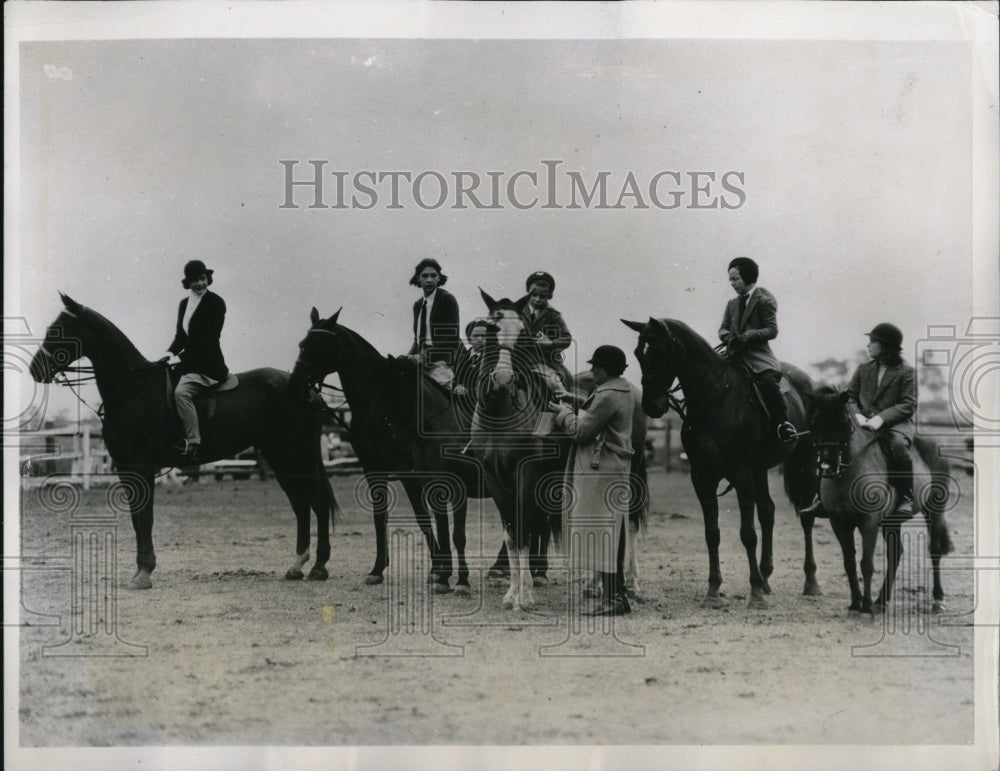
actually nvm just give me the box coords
[475,290,570,610]
[291,308,486,593]
[29,294,338,589]
[622,317,819,608]
[810,386,953,614]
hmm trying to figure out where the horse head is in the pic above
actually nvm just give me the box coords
[810,386,854,478]
[622,317,683,419]
[29,294,88,383]
[291,306,345,401]
[478,288,531,389]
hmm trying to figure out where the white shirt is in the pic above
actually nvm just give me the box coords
[182,290,204,334]
[419,289,437,346]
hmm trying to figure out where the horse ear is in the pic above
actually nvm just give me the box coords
[330,307,342,324]
[310,307,320,326]
[651,317,671,336]
[514,294,530,314]
[621,319,646,333]
[479,287,498,312]
[60,292,83,315]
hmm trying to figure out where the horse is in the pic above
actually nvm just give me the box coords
[291,308,485,594]
[622,317,819,609]
[29,293,338,590]
[474,289,572,610]
[810,386,953,614]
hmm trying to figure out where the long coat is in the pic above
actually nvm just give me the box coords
[846,359,917,441]
[553,376,634,573]
[408,287,461,364]
[718,286,781,374]
[167,290,229,381]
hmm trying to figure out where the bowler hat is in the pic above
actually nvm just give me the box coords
[865,322,903,350]
[182,260,214,289]
[587,345,627,375]
[525,271,555,293]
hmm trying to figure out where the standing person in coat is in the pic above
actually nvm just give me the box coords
[718,257,797,443]
[160,260,229,462]
[520,271,574,389]
[406,258,462,386]
[549,345,634,616]
[802,322,916,516]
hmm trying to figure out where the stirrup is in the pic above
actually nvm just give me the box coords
[776,421,797,442]
[800,495,826,517]
[172,440,199,461]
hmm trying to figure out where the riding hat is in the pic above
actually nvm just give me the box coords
[865,322,903,350]
[727,257,759,285]
[182,260,214,288]
[587,345,628,375]
[525,271,555,293]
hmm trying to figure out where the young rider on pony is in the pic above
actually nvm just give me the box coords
[802,322,916,516]
[718,257,797,443]
[519,271,574,390]
[405,258,462,387]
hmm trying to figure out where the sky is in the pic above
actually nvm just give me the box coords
[6,3,997,428]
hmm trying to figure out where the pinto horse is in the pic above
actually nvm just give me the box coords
[810,386,953,614]
[29,294,338,589]
[475,290,571,610]
[291,308,486,593]
[622,317,819,608]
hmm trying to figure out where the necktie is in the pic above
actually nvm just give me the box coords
[417,300,428,348]
[737,294,747,323]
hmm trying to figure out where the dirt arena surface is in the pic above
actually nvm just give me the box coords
[16,466,980,756]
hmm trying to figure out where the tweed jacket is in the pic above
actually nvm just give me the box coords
[554,376,634,460]
[846,359,917,441]
[408,288,461,364]
[167,290,229,381]
[520,304,573,371]
[718,286,781,374]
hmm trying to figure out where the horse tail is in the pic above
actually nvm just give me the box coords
[629,451,649,533]
[913,435,954,556]
[782,433,819,511]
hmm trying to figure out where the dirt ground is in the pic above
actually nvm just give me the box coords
[14,465,981,756]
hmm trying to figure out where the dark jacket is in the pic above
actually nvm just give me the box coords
[846,359,917,441]
[718,286,781,374]
[168,290,229,381]
[408,288,461,364]
[520,303,573,372]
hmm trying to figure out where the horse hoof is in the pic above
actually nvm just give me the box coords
[931,601,946,614]
[502,598,514,610]
[128,571,153,590]
[802,580,822,596]
[747,596,769,610]
[432,582,452,595]
[454,584,471,597]
[364,574,384,586]
[284,569,304,581]
[762,582,772,596]
[487,569,508,580]
[533,576,548,588]
[307,567,328,581]
[701,592,723,609]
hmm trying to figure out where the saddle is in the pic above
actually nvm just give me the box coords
[165,368,239,429]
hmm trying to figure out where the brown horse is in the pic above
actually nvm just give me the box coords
[29,294,338,590]
[810,386,953,614]
[622,317,820,608]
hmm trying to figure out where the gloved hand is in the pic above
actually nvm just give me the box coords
[866,415,885,431]
[156,355,171,365]
[727,334,748,351]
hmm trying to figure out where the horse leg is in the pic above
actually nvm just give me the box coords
[432,504,453,586]
[875,521,904,611]
[518,543,535,610]
[270,469,317,580]
[401,479,449,594]
[691,466,723,608]
[733,473,767,609]
[531,527,550,586]
[489,542,509,579]
[930,553,945,614]
[453,497,470,594]
[754,467,775,595]
[501,528,519,610]
[124,469,156,590]
[799,510,822,596]
[859,523,879,615]
[366,473,389,585]
[830,516,863,613]
[306,470,333,581]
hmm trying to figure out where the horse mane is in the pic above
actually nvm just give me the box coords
[75,304,149,367]
[659,318,724,364]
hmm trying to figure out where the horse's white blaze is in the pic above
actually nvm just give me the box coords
[492,349,514,386]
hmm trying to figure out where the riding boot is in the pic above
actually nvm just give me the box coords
[757,373,796,442]
[799,494,828,518]
[584,572,631,616]
[885,435,914,515]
